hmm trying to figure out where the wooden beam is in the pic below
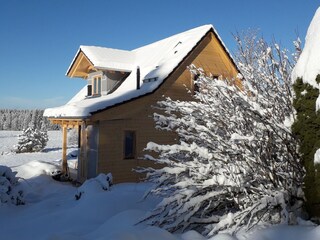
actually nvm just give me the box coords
[88,65,98,72]
[47,118,84,127]
[62,125,68,175]
[79,122,87,181]
[73,72,89,78]
[70,53,84,78]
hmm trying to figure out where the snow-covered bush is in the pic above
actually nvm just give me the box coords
[68,128,78,147]
[75,173,113,200]
[0,165,24,205]
[14,127,48,153]
[138,33,305,236]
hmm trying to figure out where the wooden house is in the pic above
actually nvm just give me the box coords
[44,25,240,183]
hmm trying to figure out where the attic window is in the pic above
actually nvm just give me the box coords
[143,77,158,83]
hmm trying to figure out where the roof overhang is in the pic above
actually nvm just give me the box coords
[48,118,86,127]
[66,50,94,79]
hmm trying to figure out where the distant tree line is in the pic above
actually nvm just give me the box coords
[0,109,60,131]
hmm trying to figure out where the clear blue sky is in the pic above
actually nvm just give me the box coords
[0,0,318,109]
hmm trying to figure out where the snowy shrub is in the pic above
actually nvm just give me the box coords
[68,128,78,147]
[75,173,113,200]
[0,165,24,205]
[14,127,48,153]
[138,33,305,236]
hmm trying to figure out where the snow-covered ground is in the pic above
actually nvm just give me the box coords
[0,131,319,240]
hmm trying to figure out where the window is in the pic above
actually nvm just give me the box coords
[124,131,136,159]
[93,76,102,95]
[87,85,92,96]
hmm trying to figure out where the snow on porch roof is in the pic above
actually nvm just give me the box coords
[44,24,230,118]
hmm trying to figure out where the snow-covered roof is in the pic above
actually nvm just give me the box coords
[44,24,232,118]
[67,46,136,73]
[292,7,320,88]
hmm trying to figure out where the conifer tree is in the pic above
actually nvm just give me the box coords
[14,127,48,153]
[292,75,320,215]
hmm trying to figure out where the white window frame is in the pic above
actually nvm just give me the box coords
[88,71,103,96]
[93,76,102,95]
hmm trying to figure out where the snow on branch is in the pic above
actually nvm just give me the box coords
[0,166,24,205]
[137,32,305,236]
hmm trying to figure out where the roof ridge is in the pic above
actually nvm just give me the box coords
[132,24,213,52]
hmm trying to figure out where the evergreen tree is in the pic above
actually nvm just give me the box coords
[14,127,48,153]
[292,76,320,216]
[0,109,59,131]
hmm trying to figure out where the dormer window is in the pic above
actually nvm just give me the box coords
[87,72,103,97]
[93,76,102,95]
[86,70,131,97]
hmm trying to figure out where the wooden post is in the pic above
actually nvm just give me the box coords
[78,122,87,181]
[62,125,68,175]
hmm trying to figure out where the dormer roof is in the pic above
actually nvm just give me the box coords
[67,46,136,77]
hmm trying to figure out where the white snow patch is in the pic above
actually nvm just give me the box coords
[75,173,113,199]
[314,148,320,165]
[301,89,308,96]
[292,7,320,88]
[230,133,254,142]
[283,114,295,128]
[181,230,207,240]
[208,233,237,240]
[316,92,320,112]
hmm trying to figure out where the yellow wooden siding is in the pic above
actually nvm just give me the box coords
[98,115,175,183]
[192,32,238,79]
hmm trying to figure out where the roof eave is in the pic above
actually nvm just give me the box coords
[66,49,95,78]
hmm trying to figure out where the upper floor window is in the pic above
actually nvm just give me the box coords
[87,73,102,97]
[93,76,102,95]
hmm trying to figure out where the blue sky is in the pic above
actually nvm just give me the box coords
[0,0,319,109]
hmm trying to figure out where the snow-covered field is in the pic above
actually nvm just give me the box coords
[0,131,319,240]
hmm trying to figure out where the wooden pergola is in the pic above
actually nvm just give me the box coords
[49,118,84,176]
